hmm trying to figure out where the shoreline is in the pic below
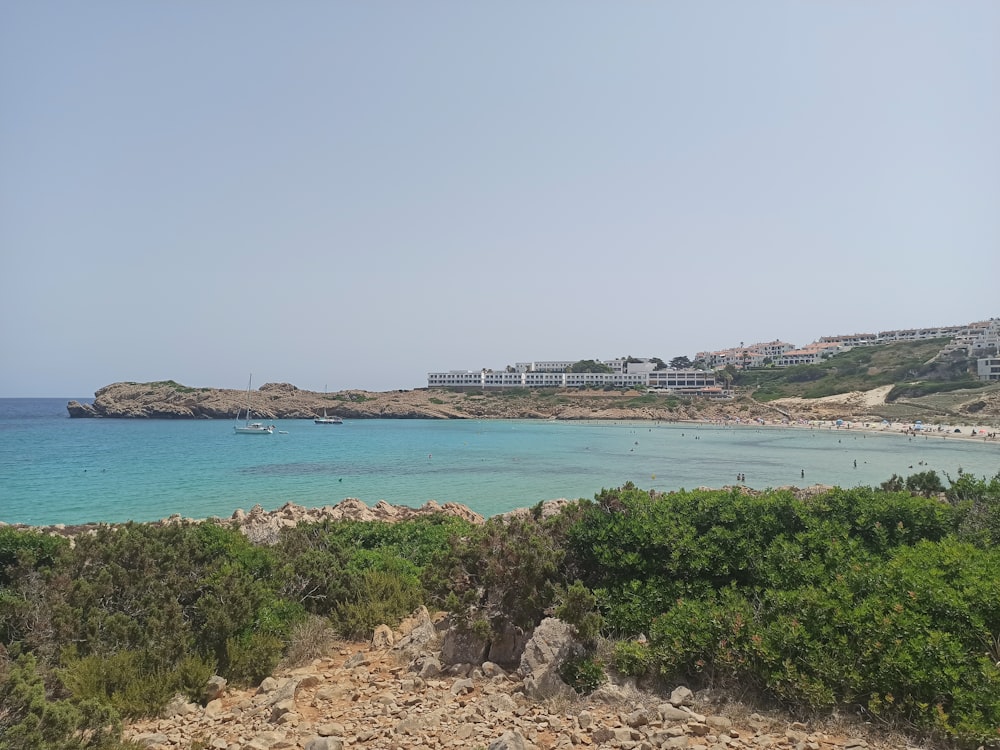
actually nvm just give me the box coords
[560,413,1000,444]
[696,416,1000,443]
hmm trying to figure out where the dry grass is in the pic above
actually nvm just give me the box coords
[278,615,340,669]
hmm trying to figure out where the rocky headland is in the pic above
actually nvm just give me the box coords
[68,380,771,422]
[68,380,1000,426]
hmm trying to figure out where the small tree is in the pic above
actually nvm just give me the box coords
[669,356,692,369]
[568,360,613,374]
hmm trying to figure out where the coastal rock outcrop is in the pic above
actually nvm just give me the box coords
[9,498,486,542]
[59,381,785,422]
[230,499,485,545]
[68,381,482,421]
[66,400,98,417]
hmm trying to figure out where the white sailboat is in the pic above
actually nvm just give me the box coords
[314,408,343,425]
[314,385,343,424]
[234,374,274,434]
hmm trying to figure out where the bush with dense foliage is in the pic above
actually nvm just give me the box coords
[0,514,473,748]
[562,478,1000,744]
[0,652,123,750]
[275,515,473,637]
[3,474,1000,747]
[425,505,584,636]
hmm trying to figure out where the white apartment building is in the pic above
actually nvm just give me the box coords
[977,358,1000,382]
[819,333,879,347]
[775,341,847,367]
[695,341,794,369]
[427,359,722,395]
[647,369,721,395]
[876,325,967,343]
[960,320,1000,353]
[514,361,577,373]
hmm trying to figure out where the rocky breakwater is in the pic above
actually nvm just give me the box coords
[125,609,896,750]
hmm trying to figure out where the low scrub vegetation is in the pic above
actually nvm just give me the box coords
[886,379,983,401]
[3,474,1000,748]
[738,339,984,401]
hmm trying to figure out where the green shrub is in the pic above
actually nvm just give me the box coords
[553,581,603,645]
[945,472,1000,547]
[335,567,424,640]
[50,522,300,688]
[1,652,124,749]
[558,655,605,695]
[428,509,581,634]
[612,640,652,676]
[0,528,66,586]
[562,482,1000,742]
[905,470,945,497]
[886,379,982,400]
[224,632,284,687]
[59,649,213,718]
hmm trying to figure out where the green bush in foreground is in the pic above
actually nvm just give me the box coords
[3,474,1000,747]
[561,478,1000,744]
[0,653,125,750]
[59,650,213,719]
[558,654,605,695]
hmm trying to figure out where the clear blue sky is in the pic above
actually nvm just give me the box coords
[2,2,998,397]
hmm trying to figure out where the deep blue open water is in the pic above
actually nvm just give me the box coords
[1,398,998,526]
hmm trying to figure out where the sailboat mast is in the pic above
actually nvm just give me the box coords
[246,374,253,425]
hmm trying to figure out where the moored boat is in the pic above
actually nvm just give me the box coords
[314,409,343,425]
[234,375,274,435]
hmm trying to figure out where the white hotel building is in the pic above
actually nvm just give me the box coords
[428,359,727,397]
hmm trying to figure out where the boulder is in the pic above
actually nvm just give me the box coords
[304,738,343,750]
[517,618,581,701]
[416,655,442,679]
[440,623,490,666]
[203,675,227,702]
[162,694,196,718]
[66,401,98,418]
[371,624,394,649]
[486,622,529,666]
[669,685,694,707]
[394,606,439,657]
[488,730,537,750]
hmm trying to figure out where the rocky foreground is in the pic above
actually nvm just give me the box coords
[125,609,911,750]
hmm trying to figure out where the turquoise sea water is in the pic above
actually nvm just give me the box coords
[1,398,998,527]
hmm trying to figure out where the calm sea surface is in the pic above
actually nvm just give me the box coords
[1,398,998,526]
